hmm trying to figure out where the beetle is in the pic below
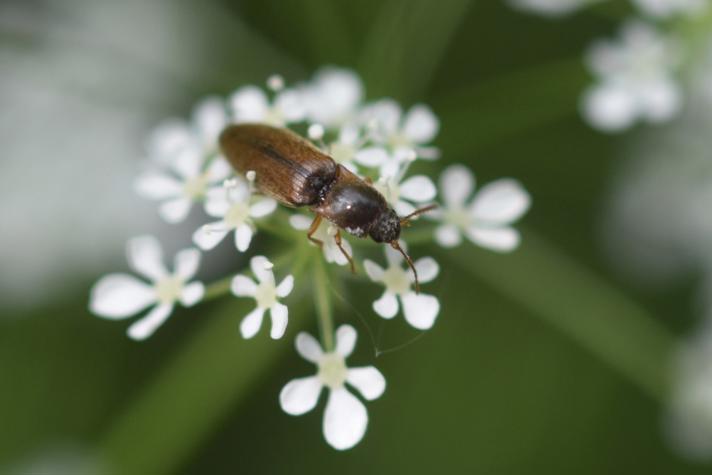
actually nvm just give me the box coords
[218,123,435,291]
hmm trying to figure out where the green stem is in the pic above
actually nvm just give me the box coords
[202,276,232,301]
[313,255,335,352]
[440,230,676,401]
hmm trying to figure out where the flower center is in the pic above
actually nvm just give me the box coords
[154,276,183,305]
[318,353,348,389]
[382,265,412,295]
[224,202,251,228]
[330,142,355,165]
[254,280,277,309]
[389,132,411,148]
[264,108,285,127]
[183,173,209,198]
[445,206,472,230]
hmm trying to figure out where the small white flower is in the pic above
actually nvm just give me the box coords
[508,0,600,17]
[230,84,305,127]
[231,256,294,339]
[302,67,364,129]
[279,325,386,450]
[135,152,233,224]
[325,124,388,173]
[192,181,277,252]
[289,215,354,267]
[632,0,707,18]
[374,163,437,217]
[89,236,204,340]
[361,99,440,161]
[364,244,440,330]
[581,20,683,132]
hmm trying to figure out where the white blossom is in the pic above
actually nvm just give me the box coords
[361,99,440,161]
[89,236,204,340]
[581,21,683,132]
[632,0,707,18]
[430,164,531,252]
[302,67,364,129]
[279,325,386,450]
[324,124,388,173]
[364,244,440,330]
[230,256,294,339]
[229,84,306,127]
[289,215,354,267]
[192,180,277,252]
[374,161,437,217]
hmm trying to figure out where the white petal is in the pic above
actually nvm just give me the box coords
[127,235,167,281]
[159,197,192,223]
[394,200,416,218]
[172,146,203,179]
[296,332,324,363]
[638,80,681,122]
[205,157,232,183]
[434,224,462,248]
[353,147,388,168]
[401,292,439,330]
[363,260,385,282]
[276,275,294,298]
[289,214,312,230]
[323,388,369,450]
[440,165,474,207]
[134,172,182,200]
[399,175,437,202]
[249,198,277,218]
[373,292,398,319]
[90,274,156,318]
[403,104,439,144]
[180,281,204,306]
[192,222,229,251]
[347,367,386,401]
[250,255,275,284]
[581,83,637,132]
[335,325,357,357]
[331,239,353,266]
[240,306,265,339]
[270,303,289,339]
[230,86,269,122]
[413,257,439,284]
[279,376,323,415]
[203,190,231,218]
[174,248,201,280]
[369,99,401,137]
[466,226,521,252]
[470,179,531,224]
[127,303,173,341]
[275,89,307,122]
[231,274,257,297]
[385,242,405,266]
[193,97,227,145]
[234,224,253,252]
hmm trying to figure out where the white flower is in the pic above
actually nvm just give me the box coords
[361,99,440,160]
[279,325,386,450]
[632,0,707,18]
[374,163,437,217]
[430,164,531,252]
[192,181,277,252]
[229,85,305,127]
[581,21,683,132]
[364,244,440,330]
[289,215,354,267]
[89,236,204,340]
[230,256,294,339]
[325,124,388,173]
[135,151,233,224]
[302,67,364,129]
[508,0,600,17]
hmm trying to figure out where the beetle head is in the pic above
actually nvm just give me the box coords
[369,208,401,243]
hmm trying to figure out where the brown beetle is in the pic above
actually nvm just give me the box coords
[219,124,434,291]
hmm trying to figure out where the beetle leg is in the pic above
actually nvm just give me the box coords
[307,215,324,248]
[334,230,356,274]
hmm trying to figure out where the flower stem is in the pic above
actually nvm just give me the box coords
[313,255,335,352]
[202,276,233,301]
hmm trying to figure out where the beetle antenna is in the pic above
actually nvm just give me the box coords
[400,204,438,226]
[390,241,420,294]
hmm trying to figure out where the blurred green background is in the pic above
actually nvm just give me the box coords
[1,0,708,473]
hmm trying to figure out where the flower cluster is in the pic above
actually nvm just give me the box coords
[509,0,711,132]
[88,68,531,449]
